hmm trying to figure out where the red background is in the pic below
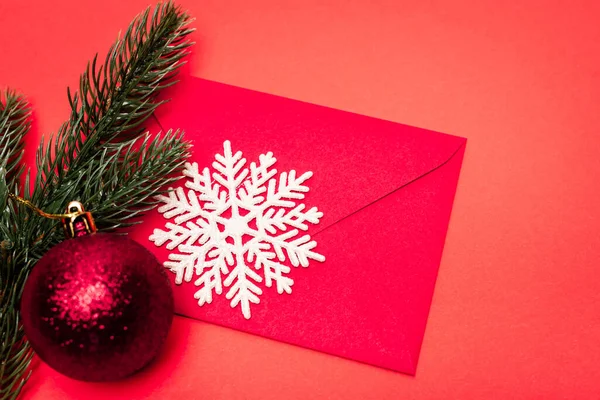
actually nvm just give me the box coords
[1,1,599,398]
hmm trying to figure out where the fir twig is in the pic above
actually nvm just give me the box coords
[82,130,191,231]
[0,92,30,187]
[35,0,194,214]
[0,2,194,398]
[0,93,34,400]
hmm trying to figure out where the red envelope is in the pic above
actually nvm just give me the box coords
[132,77,466,375]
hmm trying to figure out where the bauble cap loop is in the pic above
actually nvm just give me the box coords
[62,201,97,238]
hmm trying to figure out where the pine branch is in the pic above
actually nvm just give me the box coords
[77,130,191,231]
[1,2,195,398]
[0,96,33,400]
[0,92,30,187]
[25,1,194,249]
[34,0,194,213]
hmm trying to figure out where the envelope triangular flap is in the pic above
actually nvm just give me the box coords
[154,77,466,230]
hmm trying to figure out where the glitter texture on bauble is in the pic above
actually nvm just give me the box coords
[20,232,174,381]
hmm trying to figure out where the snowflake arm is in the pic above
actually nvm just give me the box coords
[237,152,277,208]
[252,249,293,295]
[224,253,263,319]
[163,243,208,284]
[150,218,220,283]
[155,186,204,224]
[212,140,248,205]
[258,204,323,234]
[264,170,312,208]
[193,245,233,306]
[184,161,228,213]
[246,239,293,294]
[264,229,325,267]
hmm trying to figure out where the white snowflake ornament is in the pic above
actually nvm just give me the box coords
[150,140,325,319]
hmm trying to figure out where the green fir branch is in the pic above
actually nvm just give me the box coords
[1,2,195,398]
[0,93,30,187]
[0,94,34,400]
[72,130,191,231]
[35,0,194,213]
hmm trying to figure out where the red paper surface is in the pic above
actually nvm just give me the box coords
[131,77,466,374]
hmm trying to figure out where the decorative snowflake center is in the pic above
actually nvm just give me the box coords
[223,215,249,239]
[149,140,325,319]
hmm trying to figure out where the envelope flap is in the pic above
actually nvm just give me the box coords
[154,77,466,230]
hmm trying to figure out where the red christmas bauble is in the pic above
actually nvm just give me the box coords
[20,233,173,381]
